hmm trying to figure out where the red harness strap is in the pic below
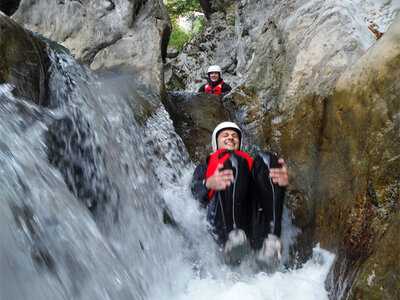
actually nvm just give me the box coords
[205,150,253,202]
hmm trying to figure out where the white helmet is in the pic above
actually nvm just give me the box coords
[207,65,222,74]
[211,121,242,152]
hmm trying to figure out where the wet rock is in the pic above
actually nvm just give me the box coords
[192,1,399,298]
[352,211,400,300]
[163,92,231,162]
[0,13,50,106]
[318,14,400,298]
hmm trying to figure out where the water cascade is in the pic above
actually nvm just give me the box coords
[1,49,335,299]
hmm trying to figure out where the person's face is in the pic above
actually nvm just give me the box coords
[209,72,220,82]
[217,129,240,151]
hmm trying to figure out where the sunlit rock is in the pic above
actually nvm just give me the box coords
[11,0,171,96]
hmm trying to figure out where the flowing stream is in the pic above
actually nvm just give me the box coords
[1,49,335,300]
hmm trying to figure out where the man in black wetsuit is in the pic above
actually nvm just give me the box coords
[198,65,232,94]
[191,122,290,266]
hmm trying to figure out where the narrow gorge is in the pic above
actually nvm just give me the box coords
[1,1,399,299]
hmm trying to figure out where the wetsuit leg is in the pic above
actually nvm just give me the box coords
[250,152,286,249]
[206,151,252,245]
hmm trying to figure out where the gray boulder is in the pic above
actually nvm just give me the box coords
[11,0,171,95]
[166,45,179,59]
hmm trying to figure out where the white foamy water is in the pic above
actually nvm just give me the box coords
[356,0,400,32]
[6,0,398,295]
[143,107,335,300]
[173,246,334,300]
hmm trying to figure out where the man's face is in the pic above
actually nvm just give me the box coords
[209,72,220,82]
[217,129,240,151]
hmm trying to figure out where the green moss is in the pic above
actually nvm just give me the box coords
[171,74,182,88]
[352,213,400,300]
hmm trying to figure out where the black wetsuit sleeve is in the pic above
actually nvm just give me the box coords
[191,163,209,204]
[198,84,206,92]
[222,82,232,93]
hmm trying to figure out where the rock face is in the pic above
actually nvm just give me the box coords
[199,0,234,19]
[163,92,231,163]
[0,13,50,106]
[11,0,171,95]
[319,16,399,299]
[166,0,271,92]
[220,3,399,299]
[167,11,237,92]
[2,0,399,298]
[166,0,399,299]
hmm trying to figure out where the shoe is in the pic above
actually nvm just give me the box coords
[257,233,282,270]
[224,229,251,265]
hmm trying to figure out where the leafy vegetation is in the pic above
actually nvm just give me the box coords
[191,17,206,36]
[169,26,190,52]
[164,0,205,52]
[217,4,226,14]
[164,0,202,18]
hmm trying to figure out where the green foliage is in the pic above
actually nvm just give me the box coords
[169,25,190,52]
[191,17,206,36]
[217,4,226,14]
[228,18,235,26]
[164,1,205,52]
[164,0,202,20]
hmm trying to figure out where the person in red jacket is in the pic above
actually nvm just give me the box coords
[198,65,232,94]
[191,122,290,267]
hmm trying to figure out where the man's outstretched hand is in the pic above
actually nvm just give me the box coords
[270,158,290,187]
[205,164,234,191]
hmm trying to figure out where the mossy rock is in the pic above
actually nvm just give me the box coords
[316,15,400,298]
[352,211,400,300]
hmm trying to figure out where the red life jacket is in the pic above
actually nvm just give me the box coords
[205,149,253,201]
[204,81,224,94]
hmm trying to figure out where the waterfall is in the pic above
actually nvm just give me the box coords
[0,49,335,299]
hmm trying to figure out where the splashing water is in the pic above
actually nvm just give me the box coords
[0,50,335,300]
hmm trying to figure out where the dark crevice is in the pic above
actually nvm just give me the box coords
[161,22,171,63]
[81,34,122,65]
[198,0,212,19]
[106,0,115,11]
[134,0,145,18]
[0,0,21,16]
